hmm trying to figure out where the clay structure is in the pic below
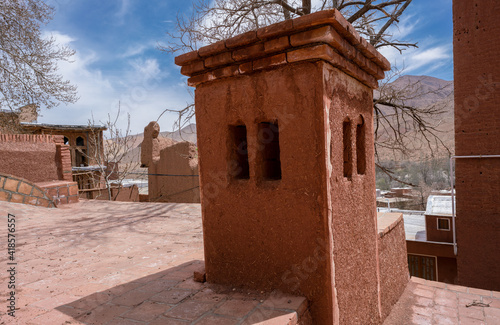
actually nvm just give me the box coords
[141,121,200,203]
[176,9,408,324]
[453,0,500,291]
[0,133,78,206]
[21,123,106,168]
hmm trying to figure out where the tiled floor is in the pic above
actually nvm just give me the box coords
[0,201,309,325]
[384,277,500,325]
[2,200,499,325]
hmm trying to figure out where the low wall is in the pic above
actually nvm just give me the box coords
[82,185,139,202]
[0,134,72,183]
[36,181,79,205]
[0,173,56,208]
[141,122,200,203]
[377,212,410,320]
[149,142,200,203]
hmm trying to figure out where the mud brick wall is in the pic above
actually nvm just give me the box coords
[0,133,72,183]
[141,122,200,203]
[453,0,500,290]
[176,9,406,325]
[0,173,56,208]
[378,214,410,320]
[38,181,79,205]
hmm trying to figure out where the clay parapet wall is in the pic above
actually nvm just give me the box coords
[176,9,389,89]
[377,212,410,319]
[0,133,72,183]
[141,122,200,203]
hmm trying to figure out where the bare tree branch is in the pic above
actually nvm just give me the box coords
[0,0,78,112]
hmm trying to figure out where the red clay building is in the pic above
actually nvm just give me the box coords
[404,195,457,284]
[453,0,500,290]
[176,10,409,325]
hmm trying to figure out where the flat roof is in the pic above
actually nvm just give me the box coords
[403,212,427,241]
[425,195,455,216]
[20,122,107,131]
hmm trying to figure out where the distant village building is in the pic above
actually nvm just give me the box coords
[404,195,457,284]
[376,187,419,210]
[0,104,120,199]
[0,104,38,133]
[20,122,106,167]
[20,122,111,197]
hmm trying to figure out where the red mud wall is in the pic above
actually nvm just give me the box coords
[149,142,200,203]
[378,215,410,320]
[141,122,199,203]
[0,134,72,183]
[179,9,398,325]
[324,64,381,324]
[453,0,500,290]
[195,62,335,324]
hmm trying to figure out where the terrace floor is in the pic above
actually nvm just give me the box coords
[0,200,499,325]
[0,201,309,325]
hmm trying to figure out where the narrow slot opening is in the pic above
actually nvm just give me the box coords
[229,125,249,179]
[356,117,366,175]
[258,122,281,180]
[343,119,352,179]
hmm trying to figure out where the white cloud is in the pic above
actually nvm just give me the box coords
[388,14,420,40]
[121,44,149,58]
[115,0,131,24]
[410,47,450,69]
[379,43,451,76]
[129,58,162,81]
[37,31,192,135]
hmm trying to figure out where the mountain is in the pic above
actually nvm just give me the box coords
[383,75,453,108]
[113,75,455,170]
[112,123,198,167]
[375,75,454,161]
[159,123,197,144]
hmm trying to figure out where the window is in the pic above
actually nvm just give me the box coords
[356,116,366,175]
[343,119,352,178]
[437,218,450,231]
[408,254,437,281]
[76,136,85,146]
[258,122,281,180]
[63,136,69,145]
[228,125,249,179]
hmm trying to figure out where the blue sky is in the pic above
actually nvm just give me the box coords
[40,0,453,135]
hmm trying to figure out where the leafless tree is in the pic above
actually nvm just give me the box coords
[160,0,453,186]
[0,0,78,113]
[86,106,140,201]
[374,68,452,162]
[162,0,415,53]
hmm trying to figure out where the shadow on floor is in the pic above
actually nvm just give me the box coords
[54,260,306,324]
